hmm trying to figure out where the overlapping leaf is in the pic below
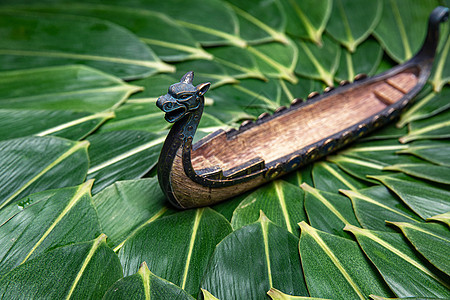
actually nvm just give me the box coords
[231,180,307,234]
[0,181,100,277]
[370,173,450,220]
[268,288,330,300]
[400,109,450,143]
[103,262,194,299]
[0,235,123,299]
[93,178,172,250]
[341,185,422,232]
[312,161,369,192]
[0,136,89,210]
[373,0,440,62]
[201,214,308,299]
[294,34,340,86]
[335,39,383,82]
[17,3,212,62]
[383,163,450,184]
[299,222,393,299]
[301,184,360,238]
[397,86,450,127]
[430,26,450,92]
[118,208,232,296]
[397,140,450,166]
[86,130,165,194]
[326,0,382,52]
[0,10,173,79]
[388,221,450,275]
[280,0,332,44]
[346,225,450,298]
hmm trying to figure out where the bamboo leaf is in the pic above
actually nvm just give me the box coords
[201,213,308,299]
[345,225,450,298]
[225,0,288,44]
[370,174,450,220]
[86,130,164,194]
[397,141,450,166]
[294,34,341,86]
[0,10,173,80]
[397,86,450,127]
[388,221,450,275]
[118,208,232,297]
[312,161,369,192]
[280,0,332,44]
[370,296,442,300]
[427,212,450,227]
[248,39,299,83]
[373,0,440,62]
[383,163,450,185]
[326,0,382,52]
[430,31,450,92]
[92,178,172,250]
[231,180,307,234]
[301,183,360,239]
[327,154,387,183]
[201,288,220,300]
[0,181,100,277]
[0,234,123,299]
[335,39,383,82]
[400,109,450,143]
[0,136,89,210]
[19,3,212,62]
[360,123,408,141]
[268,287,330,300]
[341,185,422,232]
[0,65,141,112]
[299,222,393,299]
[103,262,195,300]
[282,164,314,188]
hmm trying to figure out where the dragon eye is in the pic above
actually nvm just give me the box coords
[179,94,191,99]
[164,102,173,109]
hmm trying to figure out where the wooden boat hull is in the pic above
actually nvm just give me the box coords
[156,7,449,209]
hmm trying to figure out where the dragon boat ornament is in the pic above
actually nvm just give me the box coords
[156,7,449,209]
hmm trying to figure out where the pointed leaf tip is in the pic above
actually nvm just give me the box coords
[258,210,269,222]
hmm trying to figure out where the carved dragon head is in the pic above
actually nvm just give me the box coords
[156,71,210,123]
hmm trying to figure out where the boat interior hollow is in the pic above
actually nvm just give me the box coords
[191,67,419,175]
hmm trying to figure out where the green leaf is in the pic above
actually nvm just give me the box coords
[301,183,360,239]
[268,287,330,300]
[280,0,332,44]
[397,87,450,127]
[201,213,308,299]
[19,3,212,62]
[430,30,450,92]
[373,0,440,62]
[0,65,141,112]
[118,208,232,296]
[0,234,123,299]
[312,161,369,192]
[201,288,220,300]
[360,123,408,141]
[345,225,450,298]
[388,221,450,275]
[0,109,113,141]
[370,296,443,300]
[231,180,307,234]
[86,130,165,194]
[397,141,450,166]
[93,178,172,250]
[104,0,247,48]
[294,34,341,86]
[335,39,383,82]
[383,163,450,185]
[282,164,314,188]
[103,262,195,300]
[427,211,450,227]
[0,181,100,277]
[341,186,422,232]
[225,0,288,44]
[248,39,299,83]
[327,154,386,183]
[0,136,89,210]
[400,109,450,143]
[0,10,173,80]
[299,222,393,299]
[326,0,382,52]
[370,174,450,220]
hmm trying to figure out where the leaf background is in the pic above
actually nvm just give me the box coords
[0,0,449,299]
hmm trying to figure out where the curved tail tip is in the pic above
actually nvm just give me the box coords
[431,6,449,24]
